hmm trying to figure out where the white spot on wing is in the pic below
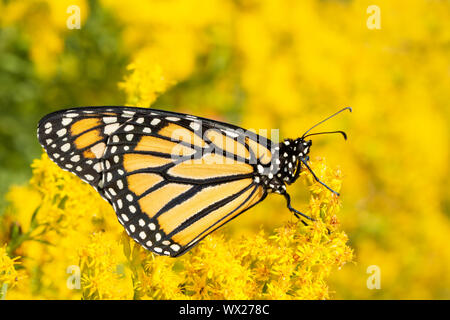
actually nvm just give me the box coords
[103,117,117,124]
[151,119,161,126]
[91,142,106,158]
[257,165,264,173]
[104,123,120,135]
[223,130,239,138]
[123,111,135,117]
[93,162,102,173]
[62,118,72,126]
[56,128,67,137]
[189,122,200,131]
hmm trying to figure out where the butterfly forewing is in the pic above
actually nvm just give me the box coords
[37,108,138,190]
[38,106,272,256]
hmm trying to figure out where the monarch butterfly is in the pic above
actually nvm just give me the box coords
[37,106,351,257]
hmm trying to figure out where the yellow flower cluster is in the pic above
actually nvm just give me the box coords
[108,0,224,107]
[1,153,350,299]
[0,0,88,77]
[79,232,133,300]
[0,246,21,291]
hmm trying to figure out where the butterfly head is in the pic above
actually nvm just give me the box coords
[279,107,352,186]
[275,138,312,185]
[295,138,312,160]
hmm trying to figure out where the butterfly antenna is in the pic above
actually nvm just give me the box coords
[303,130,348,140]
[301,107,352,139]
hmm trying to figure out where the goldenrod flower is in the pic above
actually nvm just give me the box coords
[2,151,351,299]
[0,245,21,289]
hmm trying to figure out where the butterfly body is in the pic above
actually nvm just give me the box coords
[37,106,343,257]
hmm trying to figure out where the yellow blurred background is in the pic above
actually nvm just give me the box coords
[0,0,449,299]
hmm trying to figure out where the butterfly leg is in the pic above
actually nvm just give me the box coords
[301,160,340,196]
[282,192,315,225]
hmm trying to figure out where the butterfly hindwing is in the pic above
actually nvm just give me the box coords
[169,183,267,256]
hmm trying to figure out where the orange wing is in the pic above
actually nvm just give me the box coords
[38,106,272,256]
